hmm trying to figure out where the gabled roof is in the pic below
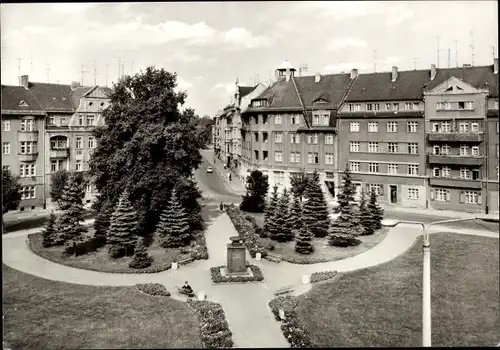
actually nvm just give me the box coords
[69,86,93,108]
[28,82,74,111]
[295,73,353,109]
[238,86,254,99]
[1,85,45,114]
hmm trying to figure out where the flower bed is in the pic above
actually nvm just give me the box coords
[136,283,171,297]
[225,204,267,258]
[210,265,264,283]
[310,271,338,284]
[187,299,234,348]
[190,230,209,260]
[268,295,312,347]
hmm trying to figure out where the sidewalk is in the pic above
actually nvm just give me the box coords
[201,150,246,195]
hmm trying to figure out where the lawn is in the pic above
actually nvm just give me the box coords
[295,233,500,347]
[2,264,203,349]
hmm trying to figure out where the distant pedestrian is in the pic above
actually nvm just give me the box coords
[229,173,232,181]
[220,201,224,212]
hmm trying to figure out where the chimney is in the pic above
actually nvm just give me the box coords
[391,66,398,82]
[350,68,358,80]
[314,72,321,83]
[430,64,437,81]
[71,81,81,89]
[494,58,498,74]
[20,75,29,89]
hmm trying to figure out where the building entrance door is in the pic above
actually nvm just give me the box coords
[390,185,397,204]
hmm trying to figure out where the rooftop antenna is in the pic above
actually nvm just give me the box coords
[412,57,418,70]
[373,49,378,72]
[113,56,122,81]
[45,63,52,83]
[93,60,98,86]
[436,36,441,68]
[16,57,23,84]
[470,31,475,66]
[455,40,459,67]
[80,64,86,85]
[447,48,451,68]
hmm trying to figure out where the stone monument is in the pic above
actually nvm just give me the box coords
[222,236,253,277]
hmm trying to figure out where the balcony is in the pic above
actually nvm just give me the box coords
[427,132,484,142]
[18,152,39,162]
[17,130,39,142]
[50,148,69,158]
[427,154,483,166]
[429,177,482,189]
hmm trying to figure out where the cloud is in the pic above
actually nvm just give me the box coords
[222,28,272,49]
[323,56,401,74]
[324,38,367,51]
[210,82,236,97]
[175,76,193,91]
[52,3,95,14]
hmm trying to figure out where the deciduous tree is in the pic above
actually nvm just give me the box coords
[2,169,21,214]
[240,170,270,213]
[290,170,310,202]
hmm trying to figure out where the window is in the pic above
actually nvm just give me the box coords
[431,122,440,133]
[20,118,35,131]
[434,189,450,202]
[441,121,451,133]
[289,133,300,144]
[274,151,282,162]
[368,122,378,132]
[21,186,36,200]
[325,153,334,165]
[3,165,11,171]
[436,102,444,110]
[444,102,452,110]
[313,114,321,125]
[325,133,334,145]
[87,115,95,126]
[308,152,319,164]
[369,184,382,196]
[405,102,412,110]
[433,145,441,155]
[388,142,398,153]
[471,146,479,156]
[433,167,441,177]
[19,141,36,154]
[275,115,282,125]
[76,149,83,156]
[76,137,83,149]
[51,137,67,149]
[274,132,283,143]
[408,164,418,175]
[442,166,450,177]
[78,116,84,126]
[495,100,499,109]
[350,162,360,172]
[290,152,301,163]
[368,142,379,153]
[262,115,268,124]
[291,114,300,125]
[385,103,392,111]
[254,150,259,160]
[407,121,418,133]
[387,163,398,174]
[393,103,399,111]
[76,160,83,172]
[2,142,10,155]
[88,137,96,149]
[463,191,479,204]
[408,143,418,154]
[368,162,379,173]
[441,144,450,155]
[20,163,36,177]
[347,104,355,111]
[274,171,284,186]
[350,141,360,152]
[354,104,361,111]
[408,188,419,200]
[460,168,471,179]
[322,114,330,126]
[263,151,268,160]
[366,103,373,111]
[387,121,398,132]
[459,122,469,133]
[350,122,360,132]
[374,103,380,111]
[412,102,419,110]
[471,123,479,132]
[51,159,64,172]
[3,120,10,131]
[460,144,470,156]
[307,134,319,144]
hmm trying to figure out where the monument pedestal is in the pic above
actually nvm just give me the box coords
[226,236,247,276]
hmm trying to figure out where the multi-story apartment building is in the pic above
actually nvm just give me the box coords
[2,75,111,211]
[241,61,355,196]
[338,66,428,207]
[423,61,499,213]
[213,110,222,158]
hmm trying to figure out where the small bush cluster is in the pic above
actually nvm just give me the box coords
[269,296,312,347]
[310,270,338,283]
[135,283,171,297]
[189,230,209,260]
[129,239,154,269]
[187,299,234,348]
[63,236,107,257]
[210,265,264,283]
[226,204,267,258]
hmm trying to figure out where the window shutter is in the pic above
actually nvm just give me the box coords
[459,191,465,203]
[430,189,435,200]
[379,184,384,196]
[477,192,482,205]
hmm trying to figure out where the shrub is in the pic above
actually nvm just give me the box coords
[294,223,314,255]
[187,299,234,348]
[63,235,107,256]
[210,265,264,283]
[225,204,267,258]
[136,283,171,297]
[190,230,209,260]
[310,270,338,283]
[267,243,276,251]
[129,238,153,269]
[268,296,312,347]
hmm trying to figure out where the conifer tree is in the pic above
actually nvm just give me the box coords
[302,170,330,237]
[367,188,384,230]
[129,238,153,269]
[107,189,138,258]
[290,194,303,232]
[274,188,294,242]
[42,212,57,248]
[93,196,115,240]
[294,218,314,254]
[157,189,192,248]
[56,172,87,244]
[358,191,374,236]
[264,185,279,237]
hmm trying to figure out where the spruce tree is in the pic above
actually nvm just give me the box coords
[42,212,57,248]
[358,191,374,236]
[368,188,384,230]
[290,194,303,232]
[129,238,153,269]
[93,197,114,240]
[56,172,87,245]
[264,185,279,237]
[107,189,138,258]
[294,218,314,254]
[328,164,359,247]
[302,170,330,238]
[274,188,294,242]
[157,189,192,248]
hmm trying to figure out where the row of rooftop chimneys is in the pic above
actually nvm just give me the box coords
[280,57,499,84]
[19,74,86,90]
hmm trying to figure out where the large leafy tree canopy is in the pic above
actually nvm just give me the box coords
[89,67,204,236]
[196,115,214,147]
[2,169,21,214]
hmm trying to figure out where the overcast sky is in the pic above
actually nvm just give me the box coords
[1,1,498,117]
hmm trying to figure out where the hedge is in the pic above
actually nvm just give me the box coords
[310,271,338,284]
[187,299,233,348]
[268,295,312,347]
[135,283,171,297]
[210,265,264,283]
[225,204,267,258]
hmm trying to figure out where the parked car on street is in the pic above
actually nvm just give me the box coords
[207,166,213,173]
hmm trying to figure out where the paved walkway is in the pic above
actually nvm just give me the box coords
[2,213,498,348]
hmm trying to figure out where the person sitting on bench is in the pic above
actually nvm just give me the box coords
[182,281,193,294]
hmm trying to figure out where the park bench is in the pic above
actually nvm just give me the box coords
[177,255,194,266]
[265,252,282,263]
[274,285,294,296]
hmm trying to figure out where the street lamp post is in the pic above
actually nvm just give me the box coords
[382,216,497,347]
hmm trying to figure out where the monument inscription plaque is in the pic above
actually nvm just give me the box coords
[226,236,247,274]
